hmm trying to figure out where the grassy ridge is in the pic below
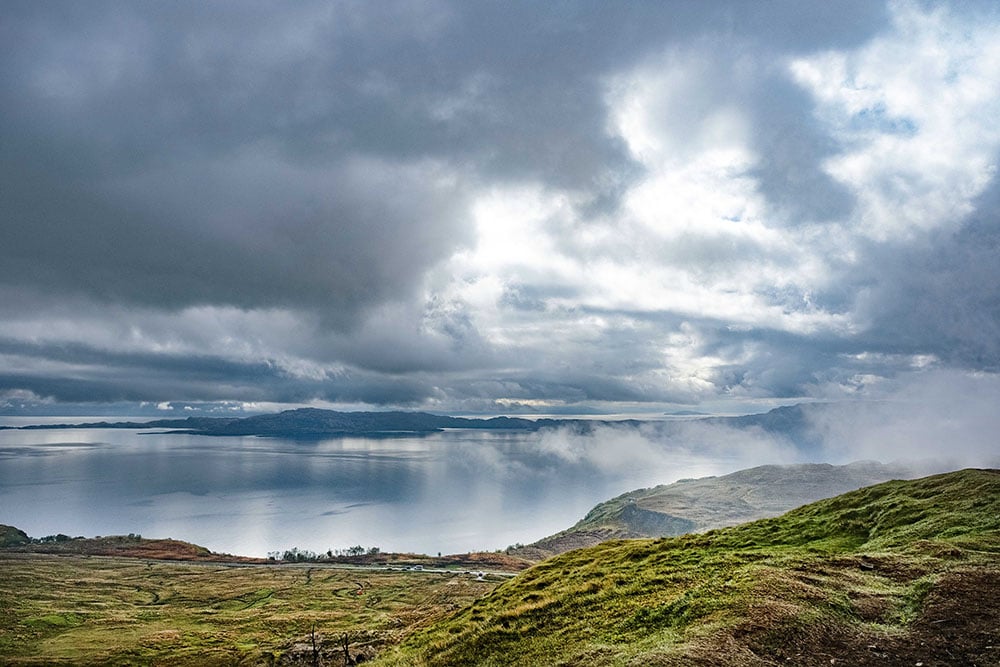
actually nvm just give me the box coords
[372,469,1000,666]
[517,461,926,559]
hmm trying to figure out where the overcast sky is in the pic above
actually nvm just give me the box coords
[2,0,1000,416]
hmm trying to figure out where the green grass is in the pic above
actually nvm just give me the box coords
[371,469,1000,666]
[0,557,499,665]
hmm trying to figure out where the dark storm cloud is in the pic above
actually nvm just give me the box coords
[852,188,1000,371]
[4,0,998,412]
[0,336,439,406]
[746,74,855,224]
[1,120,471,323]
[2,1,474,323]
[0,335,291,403]
[0,370,434,407]
[0,1,889,316]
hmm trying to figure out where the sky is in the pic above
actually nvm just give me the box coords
[2,0,1000,418]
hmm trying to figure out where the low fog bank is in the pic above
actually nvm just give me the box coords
[519,370,1000,489]
[804,370,1000,472]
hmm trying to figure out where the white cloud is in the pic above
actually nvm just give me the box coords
[528,420,802,487]
[595,48,853,335]
[791,0,1000,240]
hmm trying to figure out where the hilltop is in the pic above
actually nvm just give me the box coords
[517,461,930,559]
[372,469,1000,666]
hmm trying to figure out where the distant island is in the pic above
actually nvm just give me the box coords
[5,407,601,437]
[3,403,827,440]
[6,408,656,438]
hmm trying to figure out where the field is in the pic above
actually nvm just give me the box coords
[0,554,500,665]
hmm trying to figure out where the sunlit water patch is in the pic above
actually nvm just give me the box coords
[0,423,800,556]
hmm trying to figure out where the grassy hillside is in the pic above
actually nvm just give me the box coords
[517,461,928,559]
[373,469,1000,666]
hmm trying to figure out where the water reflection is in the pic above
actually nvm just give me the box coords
[0,424,794,556]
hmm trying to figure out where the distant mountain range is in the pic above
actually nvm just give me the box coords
[5,403,827,439]
[5,407,574,437]
[4,406,651,436]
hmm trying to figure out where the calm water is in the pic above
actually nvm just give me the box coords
[0,422,764,557]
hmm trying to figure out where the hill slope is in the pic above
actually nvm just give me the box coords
[373,469,1000,666]
[518,461,929,559]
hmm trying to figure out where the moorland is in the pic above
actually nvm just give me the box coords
[2,468,998,665]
